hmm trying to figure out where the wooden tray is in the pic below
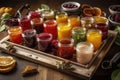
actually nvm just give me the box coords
[0,30,117,80]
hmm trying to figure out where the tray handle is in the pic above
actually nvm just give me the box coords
[14,4,30,19]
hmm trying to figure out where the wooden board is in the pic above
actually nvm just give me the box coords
[0,30,117,80]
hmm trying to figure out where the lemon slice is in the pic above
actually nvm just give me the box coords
[0,56,16,73]
[0,61,16,73]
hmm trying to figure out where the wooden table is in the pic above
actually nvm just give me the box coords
[0,0,120,80]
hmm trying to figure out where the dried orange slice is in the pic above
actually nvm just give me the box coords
[0,62,16,73]
[93,7,102,16]
[83,8,93,17]
[0,56,16,73]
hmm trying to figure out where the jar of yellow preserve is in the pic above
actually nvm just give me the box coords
[68,15,80,28]
[57,23,72,40]
[87,29,102,51]
[56,12,68,24]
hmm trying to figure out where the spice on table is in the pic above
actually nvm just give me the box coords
[22,65,38,77]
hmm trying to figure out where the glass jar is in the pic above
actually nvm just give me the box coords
[19,17,32,31]
[37,33,52,51]
[57,23,72,40]
[28,11,42,20]
[31,18,44,34]
[58,39,74,59]
[7,19,23,44]
[81,17,94,29]
[56,12,68,24]
[95,23,108,40]
[43,20,57,39]
[76,42,94,65]
[87,29,102,51]
[42,10,55,20]
[72,27,86,45]
[94,17,109,40]
[68,15,80,28]
[22,29,37,48]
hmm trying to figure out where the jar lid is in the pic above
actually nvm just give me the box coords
[5,18,19,26]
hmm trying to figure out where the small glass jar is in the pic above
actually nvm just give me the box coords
[76,42,94,65]
[68,15,80,28]
[87,29,102,51]
[43,20,57,39]
[7,18,23,44]
[95,23,108,40]
[31,18,44,34]
[56,12,68,24]
[22,29,37,48]
[42,10,55,20]
[57,23,72,40]
[28,11,42,20]
[37,33,52,51]
[58,39,74,59]
[81,17,94,29]
[19,17,32,31]
[72,27,86,45]
[94,17,109,40]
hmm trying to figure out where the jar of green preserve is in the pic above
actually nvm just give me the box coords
[72,27,86,45]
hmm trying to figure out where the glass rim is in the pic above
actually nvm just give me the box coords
[22,29,36,37]
[37,33,53,41]
[58,38,74,47]
[76,42,94,52]
[43,20,57,27]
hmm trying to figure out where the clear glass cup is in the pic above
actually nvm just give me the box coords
[28,11,42,20]
[87,29,102,51]
[95,23,108,40]
[76,42,94,65]
[58,39,74,59]
[68,15,80,28]
[19,17,32,31]
[72,27,86,45]
[37,33,52,51]
[31,18,44,34]
[22,29,37,48]
[81,17,94,29]
[57,23,72,40]
[43,20,57,39]
[94,16,109,40]
[7,18,23,44]
[42,10,55,20]
[56,12,68,24]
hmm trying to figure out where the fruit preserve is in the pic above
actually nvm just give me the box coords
[87,29,102,51]
[22,29,37,48]
[37,33,52,51]
[7,18,23,44]
[31,18,44,34]
[95,23,108,40]
[44,20,57,39]
[19,17,32,31]
[8,26,23,44]
[72,27,86,45]
[58,39,74,59]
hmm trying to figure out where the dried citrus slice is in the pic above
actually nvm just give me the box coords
[0,61,16,73]
[93,7,102,16]
[0,56,16,70]
[83,8,93,17]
